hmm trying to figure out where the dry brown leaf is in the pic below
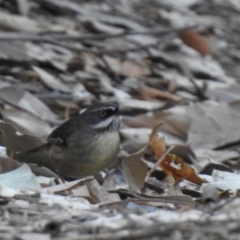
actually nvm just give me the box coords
[179,29,212,56]
[140,84,181,102]
[121,60,150,77]
[150,133,166,159]
[170,145,196,164]
[160,154,208,185]
[122,123,163,192]
[104,56,150,77]
[146,145,174,180]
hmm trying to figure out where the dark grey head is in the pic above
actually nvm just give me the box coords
[81,102,120,132]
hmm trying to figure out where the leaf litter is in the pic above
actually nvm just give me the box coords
[0,0,240,239]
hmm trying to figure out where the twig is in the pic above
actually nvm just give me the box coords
[0,26,196,42]
[146,145,175,180]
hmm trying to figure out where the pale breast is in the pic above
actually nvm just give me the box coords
[90,132,120,166]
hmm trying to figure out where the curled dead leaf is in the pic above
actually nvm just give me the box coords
[160,154,208,185]
[149,130,166,159]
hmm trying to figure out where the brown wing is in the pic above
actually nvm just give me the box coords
[47,117,79,145]
[19,142,51,155]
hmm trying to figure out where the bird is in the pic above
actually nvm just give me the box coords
[49,102,121,179]
[24,102,121,180]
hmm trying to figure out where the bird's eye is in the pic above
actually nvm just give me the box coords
[99,110,107,117]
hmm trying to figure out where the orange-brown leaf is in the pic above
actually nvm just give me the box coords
[160,154,207,185]
[150,135,166,159]
[179,30,212,56]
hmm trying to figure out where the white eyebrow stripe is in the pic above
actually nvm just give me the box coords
[94,106,117,112]
[91,117,113,129]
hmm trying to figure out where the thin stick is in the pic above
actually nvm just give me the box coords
[146,145,175,180]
